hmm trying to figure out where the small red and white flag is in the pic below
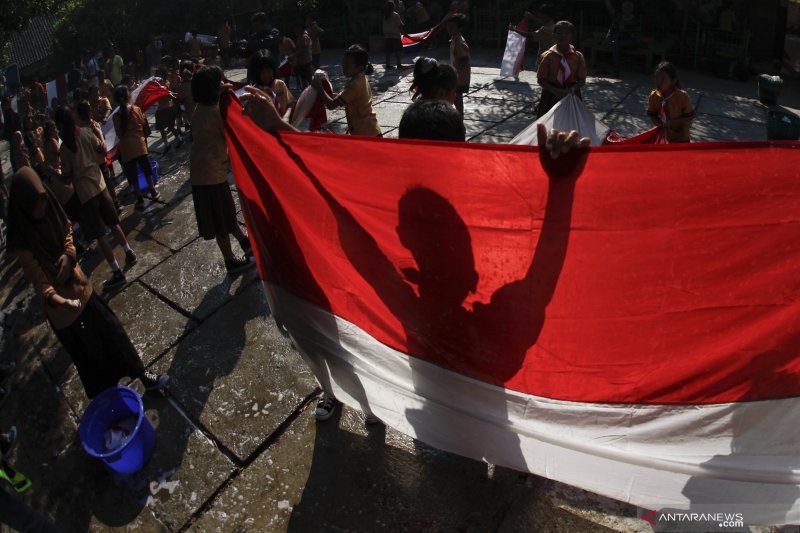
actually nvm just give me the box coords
[101,77,170,157]
[402,16,449,51]
[221,92,800,527]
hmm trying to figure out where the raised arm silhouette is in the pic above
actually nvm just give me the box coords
[276,135,582,386]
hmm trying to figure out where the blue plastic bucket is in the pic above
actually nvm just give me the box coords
[79,386,156,474]
[131,159,159,193]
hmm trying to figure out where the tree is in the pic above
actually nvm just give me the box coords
[0,0,61,66]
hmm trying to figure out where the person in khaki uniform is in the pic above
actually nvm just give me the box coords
[646,61,695,143]
[7,167,168,398]
[56,107,135,289]
[314,45,381,137]
[536,20,587,118]
[190,66,253,274]
[113,85,159,210]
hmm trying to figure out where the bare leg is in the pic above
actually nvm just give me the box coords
[110,224,129,249]
[96,235,118,267]
[215,232,234,261]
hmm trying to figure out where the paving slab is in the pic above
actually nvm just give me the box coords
[612,86,652,116]
[135,194,200,252]
[463,96,529,122]
[603,112,656,139]
[150,282,317,461]
[696,94,768,124]
[469,79,541,103]
[497,476,646,533]
[375,101,416,128]
[481,112,538,139]
[107,281,195,366]
[289,406,538,532]
[471,130,517,144]
[464,118,499,140]
[0,366,169,531]
[188,410,318,532]
[692,113,768,142]
[139,238,257,320]
[91,391,237,531]
[81,229,173,289]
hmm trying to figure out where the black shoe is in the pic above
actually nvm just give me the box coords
[134,197,146,211]
[225,256,254,275]
[0,426,17,456]
[140,371,169,391]
[162,144,172,156]
[102,269,126,289]
[125,249,138,267]
[175,137,185,149]
[238,238,252,258]
[315,395,338,421]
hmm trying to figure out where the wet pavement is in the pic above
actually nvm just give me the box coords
[0,46,798,532]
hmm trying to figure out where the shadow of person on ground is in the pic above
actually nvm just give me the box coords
[287,406,525,532]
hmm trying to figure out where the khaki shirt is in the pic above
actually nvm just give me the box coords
[647,89,694,142]
[538,47,588,89]
[42,138,74,206]
[16,229,93,330]
[190,104,229,186]
[60,127,106,203]
[338,73,381,137]
[113,105,149,163]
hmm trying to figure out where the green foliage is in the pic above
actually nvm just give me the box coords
[0,0,61,67]
[51,0,233,69]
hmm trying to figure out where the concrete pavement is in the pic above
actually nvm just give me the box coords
[0,46,797,532]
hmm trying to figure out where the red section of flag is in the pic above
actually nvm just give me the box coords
[134,79,171,110]
[221,92,800,405]
[402,16,450,48]
[606,125,670,145]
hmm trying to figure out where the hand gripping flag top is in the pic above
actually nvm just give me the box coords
[221,92,800,526]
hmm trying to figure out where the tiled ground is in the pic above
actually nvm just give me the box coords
[0,46,797,532]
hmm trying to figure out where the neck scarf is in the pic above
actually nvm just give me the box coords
[549,45,577,88]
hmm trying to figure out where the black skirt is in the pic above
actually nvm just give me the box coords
[52,293,144,398]
[192,182,239,240]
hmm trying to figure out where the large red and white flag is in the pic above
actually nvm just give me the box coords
[221,93,800,527]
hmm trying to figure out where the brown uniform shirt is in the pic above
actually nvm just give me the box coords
[647,88,694,142]
[60,127,106,203]
[189,104,229,187]
[537,46,588,89]
[113,105,149,162]
[337,73,381,137]
[16,229,93,330]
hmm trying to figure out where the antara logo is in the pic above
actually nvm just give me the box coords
[641,509,657,525]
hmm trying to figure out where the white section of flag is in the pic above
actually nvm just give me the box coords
[263,280,800,526]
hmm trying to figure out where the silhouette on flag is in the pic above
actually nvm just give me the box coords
[221,91,800,526]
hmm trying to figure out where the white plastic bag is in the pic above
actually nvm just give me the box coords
[290,70,330,129]
[510,93,610,146]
